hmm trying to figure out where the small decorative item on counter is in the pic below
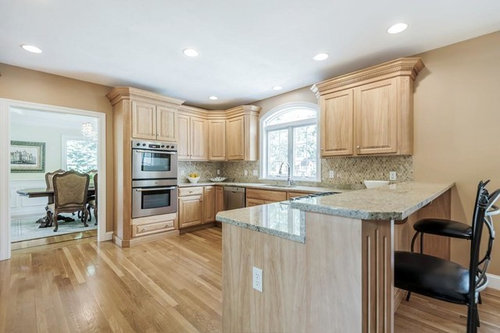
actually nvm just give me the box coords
[209,177,227,182]
[187,172,200,183]
[363,180,390,189]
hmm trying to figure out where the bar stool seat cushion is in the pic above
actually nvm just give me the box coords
[414,218,472,239]
[395,251,471,304]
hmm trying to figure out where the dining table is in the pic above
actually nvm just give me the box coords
[17,187,96,227]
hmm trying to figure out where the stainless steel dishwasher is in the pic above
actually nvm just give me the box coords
[223,186,246,210]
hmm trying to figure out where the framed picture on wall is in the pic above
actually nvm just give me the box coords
[10,141,46,173]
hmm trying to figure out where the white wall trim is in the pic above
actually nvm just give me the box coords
[102,231,113,241]
[487,273,500,290]
[0,102,11,260]
[0,98,109,260]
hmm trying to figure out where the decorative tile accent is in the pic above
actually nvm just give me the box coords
[179,155,413,188]
[178,161,223,183]
[321,155,413,186]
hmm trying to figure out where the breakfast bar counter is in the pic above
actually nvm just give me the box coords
[216,181,454,333]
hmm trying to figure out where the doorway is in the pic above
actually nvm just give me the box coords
[0,99,107,260]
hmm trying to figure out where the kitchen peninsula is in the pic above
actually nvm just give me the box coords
[217,182,454,333]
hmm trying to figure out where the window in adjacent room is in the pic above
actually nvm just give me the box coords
[260,102,319,181]
[62,136,98,173]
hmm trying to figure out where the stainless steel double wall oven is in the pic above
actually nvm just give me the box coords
[131,140,178,218]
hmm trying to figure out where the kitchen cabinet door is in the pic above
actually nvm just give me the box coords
[131,101,157,140]
[190,117,209,160]
[354,78,398,155]
[178,195,202,228]
[226,117,245,160]
[246,198,266,207]
[203,186,216,223]
[177,114,190,160]
[208,120,226,161]
[156,106,177,142]
[215,186,224,215]
[320,90,354,156]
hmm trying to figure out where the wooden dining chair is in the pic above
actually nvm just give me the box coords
[47,171,90,232]
[87,173,98,225]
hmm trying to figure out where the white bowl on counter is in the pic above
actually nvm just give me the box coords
[187,176,200,184]
[210,177,227,182]
[363,180,390,189]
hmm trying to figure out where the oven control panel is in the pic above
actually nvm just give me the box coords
[132,140,177,151]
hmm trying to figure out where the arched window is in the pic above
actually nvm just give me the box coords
[260,102,319,181]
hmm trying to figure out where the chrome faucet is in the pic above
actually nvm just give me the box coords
[279,161,294,186]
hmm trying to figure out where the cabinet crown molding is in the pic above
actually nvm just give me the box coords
[106,86,185,106]
[311,57,424,98]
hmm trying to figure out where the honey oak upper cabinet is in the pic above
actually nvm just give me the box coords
[190,117,209,160]
[156,106,177,142]
[226,108,259,161]
[132,101,157,140]
[177,111,209,161]
[313,58,424,157]
[208,120,226,161]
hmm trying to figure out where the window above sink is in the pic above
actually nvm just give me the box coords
[260,102,320,182]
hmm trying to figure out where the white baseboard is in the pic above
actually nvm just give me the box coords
[99,231,113,242]
[487,273,500,290]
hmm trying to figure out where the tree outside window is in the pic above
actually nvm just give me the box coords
[63,137,97,173]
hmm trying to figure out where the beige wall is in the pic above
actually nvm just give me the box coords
[413,31,500,274]
[254,86,317,117]
[0,63,114,232]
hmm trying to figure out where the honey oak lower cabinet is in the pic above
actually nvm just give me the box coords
[203,186,216,223]
[131,213,177,237]
[245,188,287,206]
[178,187,203,228]
[215,186,224,215]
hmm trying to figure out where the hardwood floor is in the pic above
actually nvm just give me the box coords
[0,227,222,333]
[1,226,499,333]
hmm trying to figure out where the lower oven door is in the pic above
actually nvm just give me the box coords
[132,184,178,218]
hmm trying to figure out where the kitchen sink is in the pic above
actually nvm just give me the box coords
[263,184,296,188]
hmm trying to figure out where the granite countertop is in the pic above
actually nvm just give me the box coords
[289,181,455,220]
[216,181,455,242]
[177,181,349,193]
[216,202,306,243]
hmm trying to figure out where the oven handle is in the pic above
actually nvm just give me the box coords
[133,149,177,155]
[134,186,177,192]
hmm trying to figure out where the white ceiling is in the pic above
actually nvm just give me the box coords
[1,0,499,109]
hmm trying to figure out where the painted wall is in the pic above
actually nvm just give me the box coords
[0,63,114,232]
[413,31,500,274]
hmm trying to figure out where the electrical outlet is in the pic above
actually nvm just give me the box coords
[217,169,221,175]
[328,170,335,179]
[389,171,397,181]
[252,170,258,176]
[253,266,263,292]
[244,170,249,176]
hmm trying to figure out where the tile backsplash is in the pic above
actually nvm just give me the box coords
[179,155,413,187]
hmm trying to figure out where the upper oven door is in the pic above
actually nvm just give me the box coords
[132,149,178,179]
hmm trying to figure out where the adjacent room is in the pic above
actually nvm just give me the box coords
[0,1,500,333]
[9,107,100,246]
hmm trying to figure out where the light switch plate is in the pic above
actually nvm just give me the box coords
[253,266,263,292]
[217,169,221,175]
[389,171,397,181]
[244,170,249,176]
[328,170,335,179]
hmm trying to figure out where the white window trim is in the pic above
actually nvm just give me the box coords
[260,102,320,182]
[61,135,98,171]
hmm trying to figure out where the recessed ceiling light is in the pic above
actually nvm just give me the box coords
[387,23,408,34]
[313,53,329,61]
[209,96,218,100]
[21,44,42,54]
[273,86,283,91]
[183,48,199,57]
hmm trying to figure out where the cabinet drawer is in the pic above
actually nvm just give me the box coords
[179,186,204,196]
[246,198,267,207]
[287,191,312,199]
[246,188,287,202]
[131,213,176,237]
